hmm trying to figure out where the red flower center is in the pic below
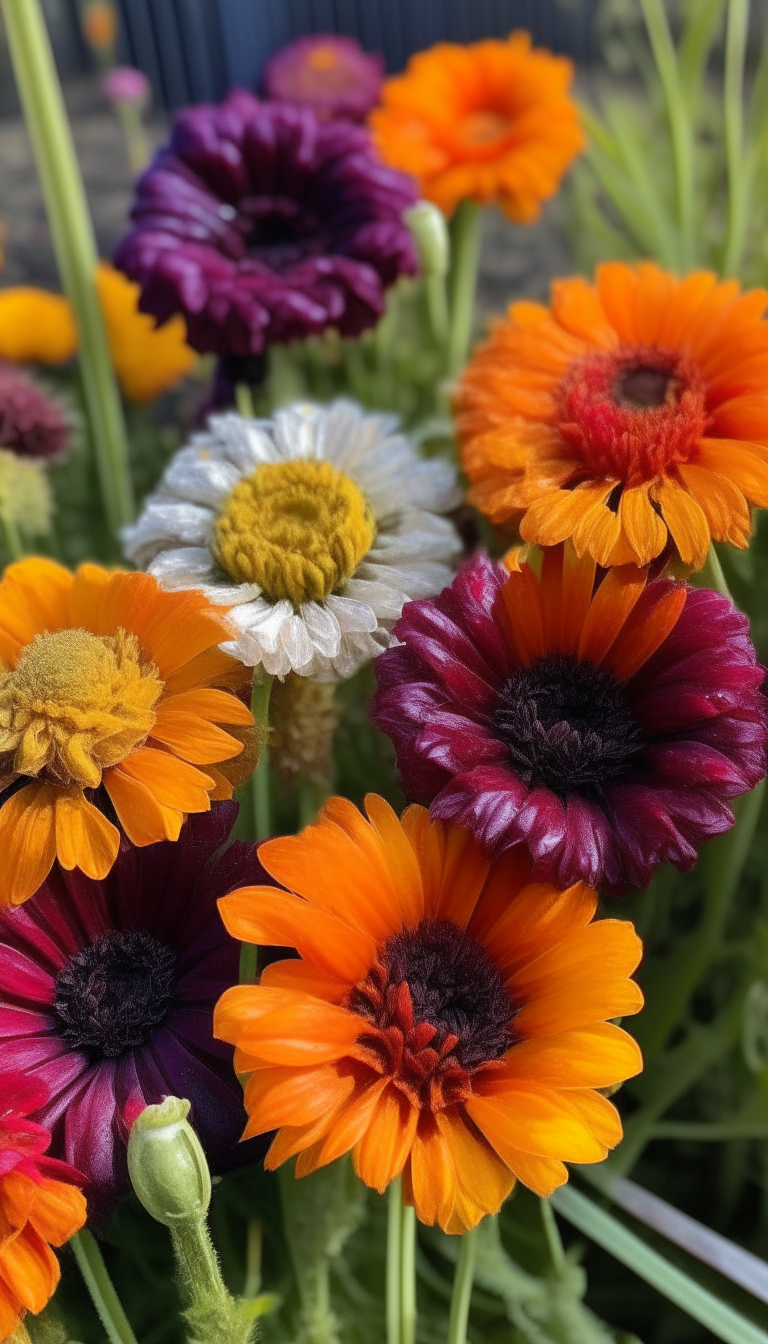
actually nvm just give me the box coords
[348,919,515,1109]
[556,345,709,488]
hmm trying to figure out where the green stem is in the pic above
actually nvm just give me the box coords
[115,101,151,177]
[239,941,259,985]
[250,674,273,842]
[244,1221,262,1299]
[387,1180,402,1344]
[446,1226,478,1344]
[425,272,451,352]
[169,1217,229,1309]
[447,200,481,376]
[1,0,134,533]
[400,1199,417,1344]
[640,0,696,269]
[236,383,255,417]
[698,542,732,598]
[71,1230,139,1344]
[653,1119,768,1141]
[540,1198,566,1273]
[1,515,23,563]
[722,0,751,277]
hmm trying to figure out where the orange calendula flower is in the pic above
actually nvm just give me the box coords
[455,261,768,570]
[96,262,197,402]
[0,1072,86,1341]
[215,797,643,1233]
[0,558,255,908]
[0,288,78,365]
[369,31,584,221]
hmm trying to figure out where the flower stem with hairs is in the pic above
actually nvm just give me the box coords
[400,1199,417,1344]
[387,1180,402,1344]
[71,1230,139,1344]
[447,1226,478,1344]
[447,200,481,375]
[251,673,274,842]
[0,0,135,533]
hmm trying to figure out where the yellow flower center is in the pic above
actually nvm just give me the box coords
[213,459,376,606]
[0,627,162,789]
[460,110,510,147]
[308,45,340,72]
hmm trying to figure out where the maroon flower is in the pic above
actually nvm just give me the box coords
[114,90,418,358]
[0,804,261,1216]
[262,34,384,123]
[372,547,768,894]
[0,362,71,461]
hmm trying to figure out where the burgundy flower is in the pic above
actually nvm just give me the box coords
[0,362,71,461]
[114,90,418,358]
[372,547,768,894]
[262,34,384,122]
[0,804,262,1216]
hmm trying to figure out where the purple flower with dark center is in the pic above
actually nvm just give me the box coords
[114,90,418,358]
[0,803,263,1217]
[262,34,384,122]
[372,546,768,894]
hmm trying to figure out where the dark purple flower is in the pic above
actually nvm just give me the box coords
[0,362,71,461]
[114,90,418,357]
[0,803,263,1216]
[372,547,768,894]
[262,34,384,122]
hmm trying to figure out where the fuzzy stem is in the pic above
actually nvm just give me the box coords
[446,1226,478,1344]
[71,1230,139,1344]
[1,515,23,563]
[250,674,273,842]
[540,1198,566,1273]
[640,0,696,269]
[698,542,732,598]
[723,0,751,277]
[169,1217,229,1310]
[1,0,135,533]
[387,1180,402,1344]
[236,383,256,417]
[400,1199,417,1344]
[447,200,481,376]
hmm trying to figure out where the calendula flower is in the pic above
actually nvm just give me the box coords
[0,805,258,1218]
[456,262,768,569]
[372,546,768,894]
[215,796,643,1232]
[369,31,584,220]
[96,262,196,403]
[0,1072,86,1340]
[0,558,255,908]
[114,90,418,357]
[263,34,384,122]
[123,402,461,680]
[0,288,77,365]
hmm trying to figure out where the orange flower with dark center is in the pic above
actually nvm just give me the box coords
[0,1071,86,1340]
[455,262,768,569]
[0,558,254,908]
[215,796,643,1232]
[369,31,584,221]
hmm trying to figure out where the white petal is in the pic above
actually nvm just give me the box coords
[161,446,242,508]
[228,598,294,653]
[148,547,215,584]
[356,560,454,599]
[341,579,407,623]
[301,601,342,658]
[324,593,379,635]
[200,413,278,473]
[122,500,214,566]
[278,613,315,668]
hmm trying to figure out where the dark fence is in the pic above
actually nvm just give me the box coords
[116,0,597,111]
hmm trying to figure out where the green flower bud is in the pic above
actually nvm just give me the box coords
[404,201,450,277]
[127,1096,211,1226]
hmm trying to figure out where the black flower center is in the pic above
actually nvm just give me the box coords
[614,364,675,409]
[350,918,516,1071]
[53,931,177,1061]
[239,195,324,267]
[493,652,643,797]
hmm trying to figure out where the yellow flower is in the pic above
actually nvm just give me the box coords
[96,262,197,402]
[0,288,77,365]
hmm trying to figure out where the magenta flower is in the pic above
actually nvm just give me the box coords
[372,547,768,894]
[0,362,71,461]
[101,65,151,110]
[0,804,261,1216]
[114,90,418,358]
[262,34,384,122]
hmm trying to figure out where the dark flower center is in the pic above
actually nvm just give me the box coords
[53,931,177,1061]
[493,652,643,797]
[614,364,674,408]
[239,195,324,268]
[350,918,515,1077]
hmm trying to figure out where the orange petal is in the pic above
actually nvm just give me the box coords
[500,1022,642,1089]
[577,565,647,665]
[362,794,425,927]
[550,276,618,349]
[160,687,253,725]
[478,880,598,979]
[493,1147,567,1197]
[353,1083,419,1191]
[0,1225,59,1312]
[29,1178,86,1246]
[499,563,546,665]
[309,1076,390,1170]
[103,766,183,847]
[54,789,120,879]
[150,709,244,764]
[118,747,214,813]
[466,1086,610,1164]
[676,463,751,546]
[558,542,596,653]
[408,1114,457,1229]
[618,485,668,563]
[0,783,57,908]
[0,558,73,661]
[96,571,231,679]
[652,477,711,568]
[215,986,363,1065]
[696,439,768,508]
[400,804,489,927]
[243,1063,357,1132]
[602,583,687,682]
[259,958,349,1004]
[218,887,376,983]
[437,1109,515,1230]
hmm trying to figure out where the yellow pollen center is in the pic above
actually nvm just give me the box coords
[213,459,376,606]
[460,110,510,146]
[0,627,163,789]
[308,46,340,72]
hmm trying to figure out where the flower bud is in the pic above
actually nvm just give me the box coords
[127,1096,211,1226]
[404,202,450,277]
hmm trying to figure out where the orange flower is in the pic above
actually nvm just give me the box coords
[0,289,77,365]
[215,797,643,1233]
[0,558,255,908]
[455,261,768,570]
[0,1072,86,1341]
[96,263,196,402]
[369,32,584,221]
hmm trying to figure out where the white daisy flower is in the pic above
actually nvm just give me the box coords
[123,400,462,680]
